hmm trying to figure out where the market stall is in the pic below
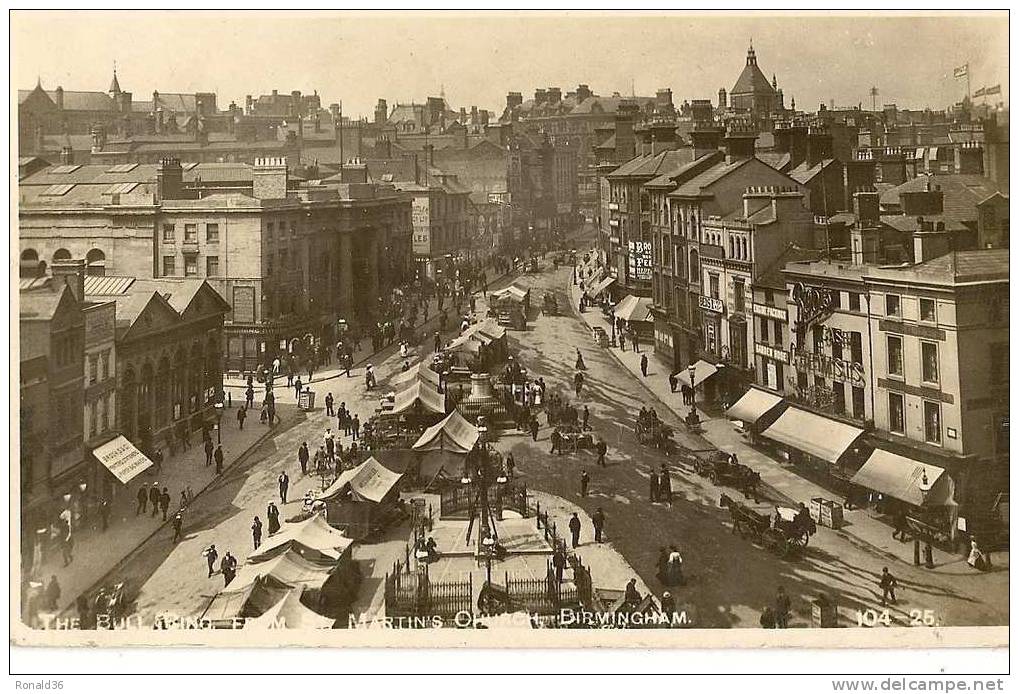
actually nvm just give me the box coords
[242,588,336,629]
[319,457,406,540]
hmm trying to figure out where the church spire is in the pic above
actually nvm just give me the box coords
[747,39,756,66]
[109,62,121,95]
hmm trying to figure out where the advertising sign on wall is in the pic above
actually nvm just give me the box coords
[628,240,653,282]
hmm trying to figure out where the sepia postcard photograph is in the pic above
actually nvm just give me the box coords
[7,7,1012,681]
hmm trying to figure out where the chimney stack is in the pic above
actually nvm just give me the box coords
[852,189,880,226]
[155,156,184,202]
[690,122,723,158]
[253,157,289,200]
[576,84,592,103]
[723,120,757,162]
[806,123,833,168]
[54,86,64,110]
[51,259,86,304]
[506,92,523,110]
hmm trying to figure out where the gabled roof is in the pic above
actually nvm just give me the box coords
[755,151,792,172]
[788,158,837,184]
[606,148,697,182]
[732,59,776,96]
[19,89,115,111]
[879,174,1004,222]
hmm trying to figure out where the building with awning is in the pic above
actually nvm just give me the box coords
[585,275,616,300]
[674,359,719,389]
[92,434,153,484]
[851,450,955,508]
[613,294,653,323]
[761,406,866,465]
[725,387,787,431]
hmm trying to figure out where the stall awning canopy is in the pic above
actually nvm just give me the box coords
[231,549,335,593]
[391,381,447,415]
[761,406,865,464]
[586,276,616,299]
[412,410,480,454]
[493,285,529,303]
[447,331,483,355]
[202,575,291,621]
[392,362,441,388]
[347,456,403,503]
[243,588,334,630]
[725,388,786,424]
[613,294,653,322]
[92,435,153,484]
[248,515,353,564]
[477,322,506,343]
[674,360,719,388]
[851,450,952,507]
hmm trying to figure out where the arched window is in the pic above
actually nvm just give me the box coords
[86,248,106,277]
[52,248,71,263]
[20,249,38,263]
[689,249,699,282]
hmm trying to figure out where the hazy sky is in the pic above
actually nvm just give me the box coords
[12,11,1008,119]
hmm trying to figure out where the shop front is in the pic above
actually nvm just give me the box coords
[760,405,868,485]
[725,387,789,441]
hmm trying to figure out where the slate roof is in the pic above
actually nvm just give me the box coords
[606,148,697,181]
[19,88,115,111]
[788,158,837,184]
[908,249,1009,284]
[732,60,776,96]
[879,174,1004,222]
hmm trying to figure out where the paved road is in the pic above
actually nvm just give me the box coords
[496,261,1007,629]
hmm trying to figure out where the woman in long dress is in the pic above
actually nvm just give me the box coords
[967,539,987,571]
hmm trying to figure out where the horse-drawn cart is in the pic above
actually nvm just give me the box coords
[694,451,761,499]
[542,291,559,316]
[721,495,814,558]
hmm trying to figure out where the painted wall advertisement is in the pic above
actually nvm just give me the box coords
[628,240,653,282]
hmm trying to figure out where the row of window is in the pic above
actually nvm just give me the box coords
[87,350,112,385]
[87,392,114,440]
[163,223,218,244]
[887,392,943,445]
[163,255,219,278]
[884,293,937,323]
[887,335,939,385]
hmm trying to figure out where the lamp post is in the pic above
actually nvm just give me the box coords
[687,364,697,405]
[917,469,935,568]
[214,401,224,445]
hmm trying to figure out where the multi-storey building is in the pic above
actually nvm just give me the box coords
[19,156,413,372]
[395,164,472,280]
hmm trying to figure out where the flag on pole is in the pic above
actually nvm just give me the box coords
[954,64,969,78]
[984,84,1001,95]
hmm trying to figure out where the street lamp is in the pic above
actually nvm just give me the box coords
[917,468,935,568]
[687,364,697,403]
[214,401,224,445]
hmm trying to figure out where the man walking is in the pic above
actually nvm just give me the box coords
[214,444,224,475]
[251,516,263,550]
[659,465,673,504]
[640,353,649,378]
[352,414,361,441]
[204,544,218,577]
[879,567,898,605]
[204,437,214,467]
[278,471,290,504]
[582,406,590,431]
[299,442,309,475]
[649,470,660,503]
[171,511,184,543]
[293,376,303,400]
[668,372,678,393]
[221,552,237,587]
[595,438,607,467]
[580,470,590,498]
[574,371,584,397]
[530,417,539,442]
[592,508,606,544]
[568,512,582,548]
[632,332,640,353]
[237,406,247,430]
[136,485,148,515]
[325,392,334,417]
[159,487,171,521]
[149,483,161,518]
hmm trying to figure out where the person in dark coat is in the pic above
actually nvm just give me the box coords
[568,512,581,548]
[278,471,290,504]
[595,438,607,467]
[204,544,218,577]
[298,442,309,475]
[325,392,334,417]
[530,417,540,442]
[574,371,584,397]
[668,372,678,393]
[505,453,515,478]
[171,511,184,543]
[660,591,676,619]
[136,486,148,515]
[237,406,247,430]
[204,438,214,466]
[582,406,590,431]
[221,552,237,586]
[549,429,560,455]
[659,464,673,504]
[624,578,641,605]
[592,507,606,543]
[879,567,898,605]
[251,516,263,550]
[580,470,590,497]
[214,445,224,475]
[649,471,660,503]
[159,487,171,521]
[552,550,566,585]
[267,502,280,535]
[656,547,670,585]
[149,483,161,518]
[760,606,777,628]
[640,353,649,377]
[352,415,361,440]
[775,586,792,628]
